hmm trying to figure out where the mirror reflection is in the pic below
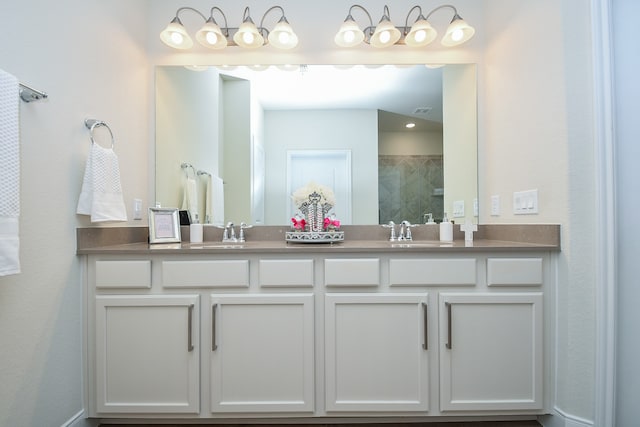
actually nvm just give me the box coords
[155,64,477,226]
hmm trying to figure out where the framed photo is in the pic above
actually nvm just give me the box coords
[148,207,181,244]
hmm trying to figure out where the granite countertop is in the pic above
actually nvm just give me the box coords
[76,225,561,255]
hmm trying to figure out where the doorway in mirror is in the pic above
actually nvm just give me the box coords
[286,150,352,225]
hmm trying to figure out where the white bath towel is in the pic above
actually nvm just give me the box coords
[0,69,20,276]
[181,176,198,223]
[77,142,127,222]
[211,176,224,227]
[204,174,213,224]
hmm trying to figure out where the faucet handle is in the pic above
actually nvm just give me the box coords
[238,222,253,243]
[401,220,416,241]
[382,221,397,241]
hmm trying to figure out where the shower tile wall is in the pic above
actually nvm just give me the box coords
[378,155,444,224]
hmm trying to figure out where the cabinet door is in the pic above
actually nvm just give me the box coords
[210,294,315,413]
[95,295,200,414]
[439,293,543,411]
[325,293,430,412]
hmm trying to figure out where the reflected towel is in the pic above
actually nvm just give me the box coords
[0,69,20,276]
[204,174,213,224]
[77,142,127,222]
[181,177,198,222]
[211,176,224,227]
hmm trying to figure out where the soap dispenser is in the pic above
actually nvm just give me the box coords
[190,213,203,243]
[439,213,453,242]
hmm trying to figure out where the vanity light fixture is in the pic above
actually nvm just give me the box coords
[160,5,298,51]
[335,4,475,48]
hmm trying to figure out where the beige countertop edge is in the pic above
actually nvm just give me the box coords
[76,239,559,255]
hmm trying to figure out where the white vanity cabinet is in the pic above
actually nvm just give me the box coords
[94,294,200,414]
[83,248,554,421]
[209,294,315,413]
[324,293,430,412]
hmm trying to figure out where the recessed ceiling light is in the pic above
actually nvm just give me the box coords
[405,122,416,129]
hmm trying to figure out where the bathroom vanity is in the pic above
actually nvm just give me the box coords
[77,224,559,422]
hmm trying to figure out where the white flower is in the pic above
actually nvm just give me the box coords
[291,181,336,209]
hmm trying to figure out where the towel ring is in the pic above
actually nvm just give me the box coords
[181,163,196,178]
[84,118,115,149]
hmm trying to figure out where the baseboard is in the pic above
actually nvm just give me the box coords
[61,409,98,427]
[539,407,594,427]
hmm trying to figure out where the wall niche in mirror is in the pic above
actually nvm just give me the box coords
[155,64,477,226]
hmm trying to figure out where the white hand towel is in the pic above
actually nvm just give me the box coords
[204,174,213,224]
[0,69,20,276]
[181,177,198,222]
[212,176,224,227]
[77,142,127,222]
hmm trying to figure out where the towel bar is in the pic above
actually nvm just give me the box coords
[19,83,47,103]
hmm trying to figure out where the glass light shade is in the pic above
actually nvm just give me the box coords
[195,19,228,49]
[441,15,475,46]
[233,19,264,48]
[268,20,298,49]
[334,17,365,47]
[405,18,437,47]
[370,19,401,48]
[160,18,193,49]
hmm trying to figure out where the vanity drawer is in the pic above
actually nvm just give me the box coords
[161,260,249,288]
[259,259,314,287]
[324,258,380,287]
[389,258,477,286]
[487,258,543,286]
[95,260,151,289]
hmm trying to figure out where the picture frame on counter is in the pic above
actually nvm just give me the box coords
[148,207,181,244]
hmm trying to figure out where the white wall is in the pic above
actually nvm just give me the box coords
[612,0,640,425]
[443,64,478,221]
[378,130,443,156]
[222,79,252,223]
[156,66,221,218]
[264,109,378,224]
[0,1,149,426]
[483,1,596,422]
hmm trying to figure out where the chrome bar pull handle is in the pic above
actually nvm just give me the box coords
[212,304,218,351]
[445,302,452,350]
[187,304,195,352]
[422,302,429,350]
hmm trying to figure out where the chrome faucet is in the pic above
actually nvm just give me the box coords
[399,220,415,241]
[220,221,252,243]
[222,222,236,242]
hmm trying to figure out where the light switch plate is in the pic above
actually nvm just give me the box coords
[491,195,500,216]
[133,198,143,220]
[513,189,538,215]
[453,200,465,218]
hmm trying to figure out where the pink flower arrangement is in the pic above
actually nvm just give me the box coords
[291,216,306,231]
[324,216,341,230]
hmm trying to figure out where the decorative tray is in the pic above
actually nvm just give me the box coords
[285,231,344,243]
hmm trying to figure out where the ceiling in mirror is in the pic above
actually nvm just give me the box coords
[212,64,444,131]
